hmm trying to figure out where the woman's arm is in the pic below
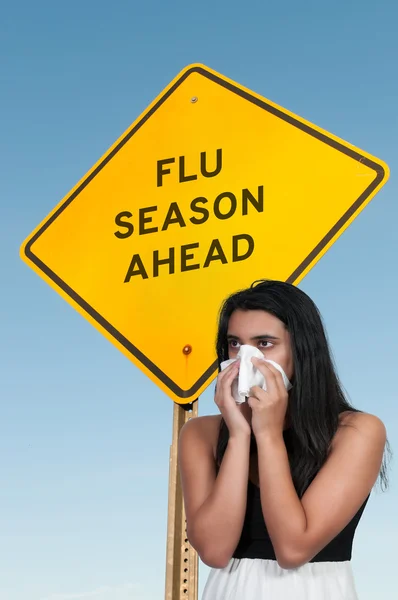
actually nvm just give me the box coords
[178,416,251,568]
[256,411,386,569]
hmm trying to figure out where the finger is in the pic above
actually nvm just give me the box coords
[221,369,239,396]
[249,385,267,401]
[259,360,287,394]
[222,360,240,383]
[251,357,276,377]
[215,361,239,402]
[217,360,240,384]
[247,395,259,409]
[251,357,279,394]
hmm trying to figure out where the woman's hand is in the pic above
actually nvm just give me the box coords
[215,361,251,439]
[247,358,288,438]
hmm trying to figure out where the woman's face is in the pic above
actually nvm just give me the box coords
[227,309,294,380]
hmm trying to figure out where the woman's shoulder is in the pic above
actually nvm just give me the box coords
[339,409,385,429]
[179,414,223,461]
[334,410,386,447]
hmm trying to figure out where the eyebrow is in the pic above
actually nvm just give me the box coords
[227,334,280,341]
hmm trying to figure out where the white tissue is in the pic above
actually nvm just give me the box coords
[220,344,292,404]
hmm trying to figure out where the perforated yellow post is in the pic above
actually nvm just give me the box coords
[165,400,199,600]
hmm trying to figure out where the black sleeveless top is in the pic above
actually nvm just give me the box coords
[230,429,370,562]
[233,479,369,562]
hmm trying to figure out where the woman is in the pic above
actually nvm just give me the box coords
[179,280,389,599]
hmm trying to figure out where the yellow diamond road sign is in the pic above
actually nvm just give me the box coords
[20,63,389,404]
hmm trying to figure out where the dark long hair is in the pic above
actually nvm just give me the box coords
[215,279,390,496]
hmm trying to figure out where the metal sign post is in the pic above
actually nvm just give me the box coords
[165,400,199,600]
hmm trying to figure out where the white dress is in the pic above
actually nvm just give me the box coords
[202,557,359,599]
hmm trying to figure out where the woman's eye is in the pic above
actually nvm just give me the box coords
[259,340,273,348]
[228,340,240,348]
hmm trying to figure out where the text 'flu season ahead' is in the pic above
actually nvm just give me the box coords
[113,149,264,281]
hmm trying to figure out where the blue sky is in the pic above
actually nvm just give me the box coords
[1,1,397,599]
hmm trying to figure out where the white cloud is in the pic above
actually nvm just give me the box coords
[40,583,138,600]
